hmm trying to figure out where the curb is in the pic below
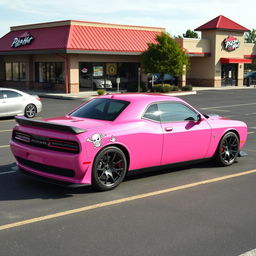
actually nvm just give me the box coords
[37,91,197,100]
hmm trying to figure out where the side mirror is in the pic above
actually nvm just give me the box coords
[3,94,7,99]
[197,114,202,122]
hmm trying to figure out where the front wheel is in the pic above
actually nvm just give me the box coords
[24,104,37,118]
[92,147,127,191]
[214,132,239,166]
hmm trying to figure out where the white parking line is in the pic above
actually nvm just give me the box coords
[245,113,256,116]
[239,248,256,256]
[200,109,230,112]
[201,102,256,110]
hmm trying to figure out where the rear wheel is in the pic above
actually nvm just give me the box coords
[215,132,239,166]
[24,104,37,118]
[92,146,127,191]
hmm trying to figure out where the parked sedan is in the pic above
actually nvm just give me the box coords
[0,88,42,118]
[244,71,256,86]
[10,94,247,191]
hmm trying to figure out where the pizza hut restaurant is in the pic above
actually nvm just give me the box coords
[0,20,164,93]
[0,15,255,93]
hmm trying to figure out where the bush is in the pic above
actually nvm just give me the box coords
[97,89,106,95]
[181,85,193,91]
[162,84,172,92]
[152,84,163,92]
[152,84,173,93]
[171,86,179,91]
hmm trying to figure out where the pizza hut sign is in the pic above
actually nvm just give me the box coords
[223,36,240,52]
[11,32,34,48]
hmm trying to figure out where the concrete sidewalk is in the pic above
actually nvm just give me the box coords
[30,89,197,99]
[15,85,256,100]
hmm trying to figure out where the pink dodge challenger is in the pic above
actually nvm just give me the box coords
[10,94,247,191]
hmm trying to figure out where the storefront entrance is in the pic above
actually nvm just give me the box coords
[221,64,238,86]
[79,62,139,91]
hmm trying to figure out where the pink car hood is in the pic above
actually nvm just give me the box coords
[43,116,110,131]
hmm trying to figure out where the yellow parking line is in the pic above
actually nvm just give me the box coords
[0,145,9,148]
[0,169,256,231]
[0,129,12,133]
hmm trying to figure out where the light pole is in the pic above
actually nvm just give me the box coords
[138,67,141,93]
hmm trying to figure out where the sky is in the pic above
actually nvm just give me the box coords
[0,0,255,38]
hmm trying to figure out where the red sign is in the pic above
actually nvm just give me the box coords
[223,36,240,52]
[81,68,88,73]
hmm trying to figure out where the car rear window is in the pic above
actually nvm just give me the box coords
[70,98,130,121]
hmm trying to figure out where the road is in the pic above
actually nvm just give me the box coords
[0,89,256,256]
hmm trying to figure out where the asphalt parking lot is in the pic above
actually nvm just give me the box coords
[0,88,256,256]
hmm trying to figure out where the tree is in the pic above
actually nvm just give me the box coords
[245,29,256,43]
[141,32,189,84]
[182,29,199,39]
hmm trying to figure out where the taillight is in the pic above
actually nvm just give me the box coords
[13,131,31,143]
[48,139,79,153]
[13,130,79,153]
[36,96,41,101]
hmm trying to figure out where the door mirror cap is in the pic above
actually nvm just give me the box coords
[196,114,203,123]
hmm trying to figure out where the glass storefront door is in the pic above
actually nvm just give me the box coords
[221,64,238,86]
[79,62,139,91]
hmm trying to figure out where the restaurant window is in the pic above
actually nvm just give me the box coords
[35,62,64,84]
[5,62,26,81]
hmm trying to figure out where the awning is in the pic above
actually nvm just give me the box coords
[220,58,252,64]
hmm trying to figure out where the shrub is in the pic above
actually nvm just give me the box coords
[181,85,193,91]
[152,84,172,93]
[97,89,106,95]
[162,84,172,92]
[171,85,179,91]
[152,84,162,92]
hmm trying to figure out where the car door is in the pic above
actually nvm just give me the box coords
[158,101,212,165]
[0,90,24,116]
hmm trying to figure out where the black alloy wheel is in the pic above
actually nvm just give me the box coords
[92,146,127,191]
[215,131,239,166]
[24,104,37,118]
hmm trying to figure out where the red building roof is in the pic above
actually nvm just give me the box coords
[195,15,249,32]
[0,20,164,54]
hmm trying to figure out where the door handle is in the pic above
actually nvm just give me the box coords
[165,127,173,132]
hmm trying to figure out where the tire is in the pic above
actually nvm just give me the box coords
[24,104,37,118]
[92,146,127,191]
[214,132,239,167]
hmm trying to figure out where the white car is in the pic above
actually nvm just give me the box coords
[93,78,112,89]
[0,88,42,118]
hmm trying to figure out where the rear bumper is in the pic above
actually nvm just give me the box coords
[18,167,89,187]
[10,140,92,185]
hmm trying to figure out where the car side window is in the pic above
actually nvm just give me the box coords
[4,90,22,98]
[0,91,3,99]
[143,104,161,122]
[158,102,198,122]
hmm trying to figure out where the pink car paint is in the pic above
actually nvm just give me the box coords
[9,94,248,187]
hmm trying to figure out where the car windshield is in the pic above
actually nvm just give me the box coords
[70,98,130,121]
